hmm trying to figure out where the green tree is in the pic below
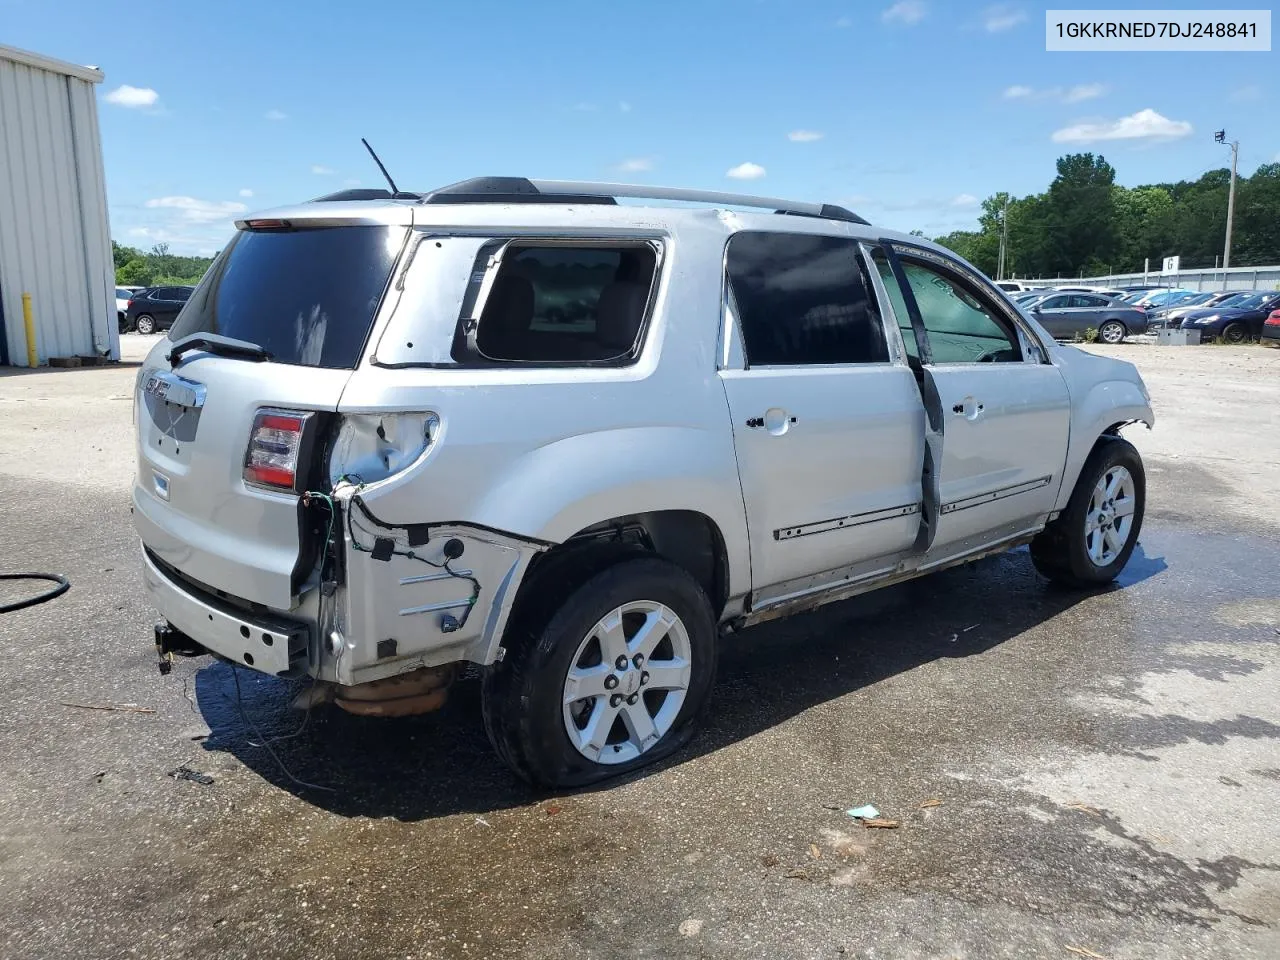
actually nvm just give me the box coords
[116,257,154,286]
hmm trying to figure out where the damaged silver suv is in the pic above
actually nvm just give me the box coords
[133,177,1154,788]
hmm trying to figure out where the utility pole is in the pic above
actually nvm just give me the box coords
[996,195,1010,281]
[1215,130,1239,270]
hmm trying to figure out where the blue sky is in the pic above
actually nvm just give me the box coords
[4,0,1274,255]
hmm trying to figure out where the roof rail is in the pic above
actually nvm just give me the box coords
[529,179,870,225]
[421,176,616,206]
[308,176,870,225]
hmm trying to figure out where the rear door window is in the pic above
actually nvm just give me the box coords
[169,225,404,369]
[725,231,889,366]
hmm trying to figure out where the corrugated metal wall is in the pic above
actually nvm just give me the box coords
[0,49,117,366]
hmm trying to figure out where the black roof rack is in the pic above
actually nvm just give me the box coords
[421,176,617,206]
[309,177,869,225]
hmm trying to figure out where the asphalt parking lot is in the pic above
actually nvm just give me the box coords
[1,336,1278,960]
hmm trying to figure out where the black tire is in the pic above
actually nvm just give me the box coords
[1221,321,1248,345]
[135,314,156,335]
[1031,436,1145,588]
[1098,320,1126,344]
[118,312,129,334]
[482,555,717,789]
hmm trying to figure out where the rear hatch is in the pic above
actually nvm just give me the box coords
[133,213,410,610]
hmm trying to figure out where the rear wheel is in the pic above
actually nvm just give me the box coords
[482,556,717,788]
[118,312,129,334]
[1098,320,1126,344]
[135,314,156,335]
[1221,321,1248,344]
[1031,436,1145,587]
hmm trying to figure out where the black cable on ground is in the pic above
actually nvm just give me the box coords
[0,573,70,614]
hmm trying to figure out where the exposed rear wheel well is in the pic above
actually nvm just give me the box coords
[507,510,729,641]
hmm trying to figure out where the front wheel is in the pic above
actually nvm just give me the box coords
[1221,321,1248,344]
[1031,436,1145,588]
[1098,320,1127,344]
[118,313,129,334]
[482,556,717,789]
[134,314,156,335]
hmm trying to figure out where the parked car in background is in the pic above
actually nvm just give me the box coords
[1012,288,1052,305]
[1150,291,1243,327]
[125,286,195,334]
[1022,291,1149,343]
[117,286,143,332]
[1129,288,1196,309]
[994,280,1026,293]
[1262,309,1280,347]
[1179,291,1280,343]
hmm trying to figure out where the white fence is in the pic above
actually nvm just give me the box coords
[1019,264,1280,292]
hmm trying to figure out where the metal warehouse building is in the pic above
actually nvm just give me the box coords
[0,43,117,366]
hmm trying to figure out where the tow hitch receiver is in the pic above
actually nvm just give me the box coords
[155,620,206,675]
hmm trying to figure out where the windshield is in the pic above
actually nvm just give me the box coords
[168,225,404,368]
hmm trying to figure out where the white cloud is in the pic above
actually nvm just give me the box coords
[1229,85,1260,102]
[311,165,335,175]
[788,130,824,142]
[144,196,248,224]
[950,194,979,207]
[1051,108,1192,144]
[343,178,362,187]
[264,109,287,121]
[983,4,1026,32]
[882,1,925,25]
[1064,83,1107,103]
[238,188,253,198]
[104,85,158,108]
[619,101,632,113]
[616,158,654,173]
[1005,83,1107,103]
[726,162,766,180]
[835,15,854,27]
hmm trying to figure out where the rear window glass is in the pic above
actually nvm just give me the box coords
[169,225,403,368]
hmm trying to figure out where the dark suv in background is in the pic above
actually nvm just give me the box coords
[124,286,195,334]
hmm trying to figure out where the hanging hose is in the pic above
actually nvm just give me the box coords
[0,573,71,614]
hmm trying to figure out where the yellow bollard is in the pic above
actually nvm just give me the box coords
[21,292,38,368]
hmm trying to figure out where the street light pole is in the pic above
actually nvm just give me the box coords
[1215,130,1239,271]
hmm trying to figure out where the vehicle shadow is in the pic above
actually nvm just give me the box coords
[194,543,1168,821]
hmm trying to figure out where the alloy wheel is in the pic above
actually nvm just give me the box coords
[1085,465,1136,566]
[562,600,692,765]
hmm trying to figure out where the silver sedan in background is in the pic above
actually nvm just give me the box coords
[1021,292,1150,343]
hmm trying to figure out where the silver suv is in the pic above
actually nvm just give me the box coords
[133,178,1154,787]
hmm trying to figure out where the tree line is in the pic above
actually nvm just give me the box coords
[933,153,1280,280]
[113,241,216,287]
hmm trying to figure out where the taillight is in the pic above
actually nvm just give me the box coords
[244,409,313,491]
[1266,312,1280,326]
[127,299,134,308]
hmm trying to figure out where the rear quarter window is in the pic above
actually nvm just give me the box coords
[465,241,659,365]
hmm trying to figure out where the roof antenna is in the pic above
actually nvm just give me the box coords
[361,137,405,197]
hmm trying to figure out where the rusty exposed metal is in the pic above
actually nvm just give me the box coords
[331,663,459,717]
